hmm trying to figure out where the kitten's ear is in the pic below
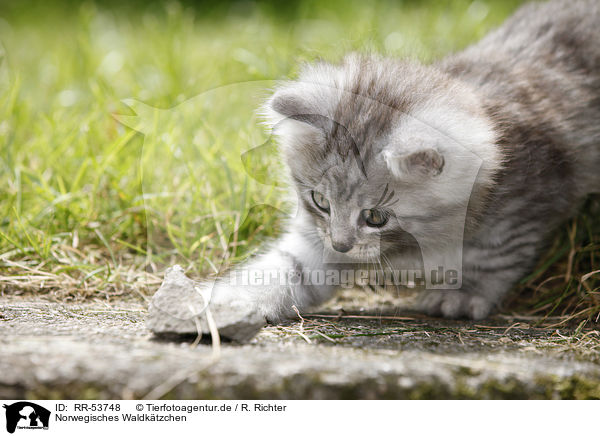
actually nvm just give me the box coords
[262,87,327,132]
[261,87,326,152]
[270,90,312,121]
[383,147,445,180]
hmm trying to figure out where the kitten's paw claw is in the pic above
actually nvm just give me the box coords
[416,290,493,320]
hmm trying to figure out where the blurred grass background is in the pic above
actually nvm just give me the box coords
[0,0,597,324]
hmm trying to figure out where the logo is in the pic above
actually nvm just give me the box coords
[2,402,50,434]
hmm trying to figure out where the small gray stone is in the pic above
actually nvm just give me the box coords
[146,265,266,342]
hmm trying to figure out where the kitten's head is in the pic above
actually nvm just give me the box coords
[263,54,501,261]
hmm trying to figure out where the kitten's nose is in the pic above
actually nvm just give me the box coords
[331,240,353,253]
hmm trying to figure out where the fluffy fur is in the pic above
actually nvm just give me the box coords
[208,0,600,321]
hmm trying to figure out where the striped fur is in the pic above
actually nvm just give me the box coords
[207,0,600,321]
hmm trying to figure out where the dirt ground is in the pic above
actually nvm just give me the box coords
[1,292,599,400]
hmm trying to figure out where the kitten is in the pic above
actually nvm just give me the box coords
[206,0,600,321]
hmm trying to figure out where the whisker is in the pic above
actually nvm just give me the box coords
[384,189,395,205]
[381,252,402,295]
[375,183,389,207]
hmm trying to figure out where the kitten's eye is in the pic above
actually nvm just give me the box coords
[311,191,330,212]
[361,209,388,227]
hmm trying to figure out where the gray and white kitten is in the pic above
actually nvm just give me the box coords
[207,0,600,321]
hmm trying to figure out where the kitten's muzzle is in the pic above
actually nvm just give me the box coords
[331,240,353,253]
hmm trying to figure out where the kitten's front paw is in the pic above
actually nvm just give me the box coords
[207,281,254,308]
[416,290,494,320]
[208,282,291,325]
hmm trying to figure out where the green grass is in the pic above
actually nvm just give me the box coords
[0,0,597,322]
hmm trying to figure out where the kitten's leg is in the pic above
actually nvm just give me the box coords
[416,234,542,319]
[206,228,340,323]
[416,275,513,320]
